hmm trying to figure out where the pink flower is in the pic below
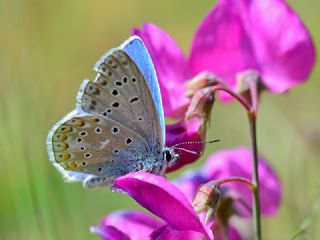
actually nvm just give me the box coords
[92,172,213,239]
[133,0,315,112]
[191,0,316,94]
[176,147,282,217]
[115,172,211,238]
[93,172,243,239]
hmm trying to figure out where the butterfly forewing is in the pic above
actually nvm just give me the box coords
[122,37,165,142]
[77,50,163,150]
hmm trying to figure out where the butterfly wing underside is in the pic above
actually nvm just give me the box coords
[47,37,165,186]
[121,37,165,144]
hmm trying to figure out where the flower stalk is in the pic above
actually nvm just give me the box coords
[248,112,262,239]
[247,74,262,239]
[209,77,262,239]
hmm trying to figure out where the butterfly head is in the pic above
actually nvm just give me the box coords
[162,147,179,168]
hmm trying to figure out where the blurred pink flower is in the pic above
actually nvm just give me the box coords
[134,0,315,110]
[191,0,316,94]
[176,147,282,217]
[113,172,214,240]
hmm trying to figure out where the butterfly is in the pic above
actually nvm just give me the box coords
[46,36,179,188]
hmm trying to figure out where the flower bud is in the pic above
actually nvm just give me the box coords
[192,180,221,223]
[235,70,265,101]
[185,87,215,127]
[185,72,221,98]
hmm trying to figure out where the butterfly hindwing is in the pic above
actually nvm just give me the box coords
[49,113,155,178]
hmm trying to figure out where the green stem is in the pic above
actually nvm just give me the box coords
[248,112,262,239]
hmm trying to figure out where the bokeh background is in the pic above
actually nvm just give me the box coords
[1,0,319,239]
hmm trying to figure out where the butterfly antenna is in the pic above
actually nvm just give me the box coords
[172,139,220,148]
[173,147,202,155]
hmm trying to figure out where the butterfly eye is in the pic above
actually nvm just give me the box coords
[165,150,172,162]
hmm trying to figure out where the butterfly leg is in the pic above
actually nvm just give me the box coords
[83,175,113,188]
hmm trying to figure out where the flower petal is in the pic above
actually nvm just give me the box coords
[190,0,258,92]
[174,170,206,202]
[132,23,191,118]
[115,172,208,236]
[165,117,204,172]
[151,224,209,240]
[202,147,281,216]
[241,0,316,92]
[92,210,163,240]
[90,225,130,240]
[190,0,315,94]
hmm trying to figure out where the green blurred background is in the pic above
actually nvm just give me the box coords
[0,0,319,239]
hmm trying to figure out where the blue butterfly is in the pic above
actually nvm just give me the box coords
[47,37,179,188]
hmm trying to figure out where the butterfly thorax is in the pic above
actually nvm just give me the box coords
[119,146,179,176]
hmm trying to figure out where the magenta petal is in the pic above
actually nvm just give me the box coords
[190,0,258,92]
[132,23,191,118]
[115,172,208,236]
[213,224,242,240]
[165,117,204,172]
[174,170,206,202]
[242,0,316,92]
[90,225,130,240]
[225,226,242,240]
[190,0,315,94]
[202,147,281,216]
[151,225,209,240]
[93,210,163,240]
